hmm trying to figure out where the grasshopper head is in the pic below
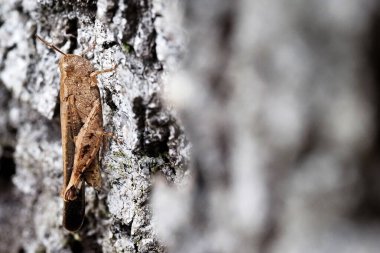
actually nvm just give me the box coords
[59,54,95,77]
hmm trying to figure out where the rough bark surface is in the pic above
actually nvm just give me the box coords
[0,0,187,252]
[2,0,380,253]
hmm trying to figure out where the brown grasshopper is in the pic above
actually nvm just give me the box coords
[64,100,112,201]
[36,35,114,231]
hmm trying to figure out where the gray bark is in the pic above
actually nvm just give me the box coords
[0,0,187,252]
[2,0,380,253]
[153,1,380,253]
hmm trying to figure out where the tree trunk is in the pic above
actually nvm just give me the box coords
[2,0,380,253]
[0,0,187,252]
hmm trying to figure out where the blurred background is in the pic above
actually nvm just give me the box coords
[1,0,380,252]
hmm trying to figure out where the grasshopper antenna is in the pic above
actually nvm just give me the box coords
[36,35,67,56]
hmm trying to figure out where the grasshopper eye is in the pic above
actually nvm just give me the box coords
[63,63,75,72]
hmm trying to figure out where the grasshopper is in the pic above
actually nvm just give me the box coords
[64,100,112,201]
[36,35,114,231]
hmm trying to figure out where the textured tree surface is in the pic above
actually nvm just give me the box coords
[0,0,188,252]
[2,0,380,253]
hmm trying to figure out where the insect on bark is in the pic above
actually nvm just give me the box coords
[36,35,114,231]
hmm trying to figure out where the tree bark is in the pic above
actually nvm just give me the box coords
[0,0,187,252]
[153,1,380,253]
[2,0,380,253]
